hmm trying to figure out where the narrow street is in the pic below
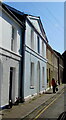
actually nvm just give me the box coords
[24,86,65,120]
[35,90,64,119]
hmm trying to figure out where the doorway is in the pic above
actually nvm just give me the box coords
[9,67,13,101]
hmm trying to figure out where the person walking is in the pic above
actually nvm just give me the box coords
[52,78,56,93]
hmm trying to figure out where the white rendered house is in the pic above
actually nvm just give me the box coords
[23,15,48,100]
[0,3,25,108]
[1,3,48,103]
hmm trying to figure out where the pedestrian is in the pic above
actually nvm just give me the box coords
[52,78,56,93]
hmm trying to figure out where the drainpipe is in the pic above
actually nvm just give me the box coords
[20,15,26,102]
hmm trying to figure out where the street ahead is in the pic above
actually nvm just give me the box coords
[24,87,65,120]
[35,89,64,119]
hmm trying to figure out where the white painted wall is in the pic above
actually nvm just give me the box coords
[1,9,22,54]
[0,9,22,108]
[29,18,42,35]
[0,55,20,107]
[23,17,47,100]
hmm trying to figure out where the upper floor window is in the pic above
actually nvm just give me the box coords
[11,26,17,52]
[11,26,14,51]
[31,29,34,49]
[37,36,40,53]
[42,41,44,57]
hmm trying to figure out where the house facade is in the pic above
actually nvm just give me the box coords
[7,5,48,100]
[0,3,25,108]
[0,3,48,105]
[23,15,48,100]
[46,44,58,88]
[53,51,58,84]
[54,50,64,84]
[0,3,64,109]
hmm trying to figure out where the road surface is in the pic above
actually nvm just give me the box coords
[24,88,65,120]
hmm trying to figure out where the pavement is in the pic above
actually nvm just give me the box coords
[1,84,64,120]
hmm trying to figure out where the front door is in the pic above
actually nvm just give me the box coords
[9,67,13,101]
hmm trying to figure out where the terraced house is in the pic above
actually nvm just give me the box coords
[54,50,64,85]
[0,2,64,109]
[9,8,48,101]
[22,15,48,100]
[46,44,58,88]
[0,2,25,108]
[0,2,48,108]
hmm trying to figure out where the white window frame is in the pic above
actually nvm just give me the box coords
[11,26,17,52]
[30,62,34,88]
[11,26,14,51]
[42,67,44,88]
[42,40,44,57]
[31,29,34,49]
[37,36,40,54]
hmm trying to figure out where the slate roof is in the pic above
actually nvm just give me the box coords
[0,2,25,28]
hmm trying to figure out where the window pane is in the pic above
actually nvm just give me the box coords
[37,36,40,53]
[31,29,34,49]
[42,67,44,87]
[30,62,34,86]
[42,41,44,57]
[11,26,14,51]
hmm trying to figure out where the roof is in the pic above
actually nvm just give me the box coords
[3,3,48,42]
[2,2,48,43]
[0,2,25,28]
[54,50,64,59]
[62,51,66,57]
[28,15,48,42]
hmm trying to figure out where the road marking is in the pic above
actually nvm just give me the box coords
[34,90,64,120]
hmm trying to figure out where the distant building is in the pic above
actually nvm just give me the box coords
[46,44,58,88]
[54,50,64,84]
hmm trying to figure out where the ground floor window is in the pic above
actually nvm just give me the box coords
[30,62,34,87]
[47,69,48,83]
[42,67,44,88]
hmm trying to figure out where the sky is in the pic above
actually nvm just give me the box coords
[3,1,64,54]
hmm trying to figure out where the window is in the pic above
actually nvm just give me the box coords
[31,29,34,49]
[11,26,14,51]
[30,62,34,87]
[37,36,40,53]
[11,26,17,52]
[42,41,44,57]
[47,69,48,83]
[42,67,44,87]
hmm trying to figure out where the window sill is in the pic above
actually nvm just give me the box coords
[30,86,34,89]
